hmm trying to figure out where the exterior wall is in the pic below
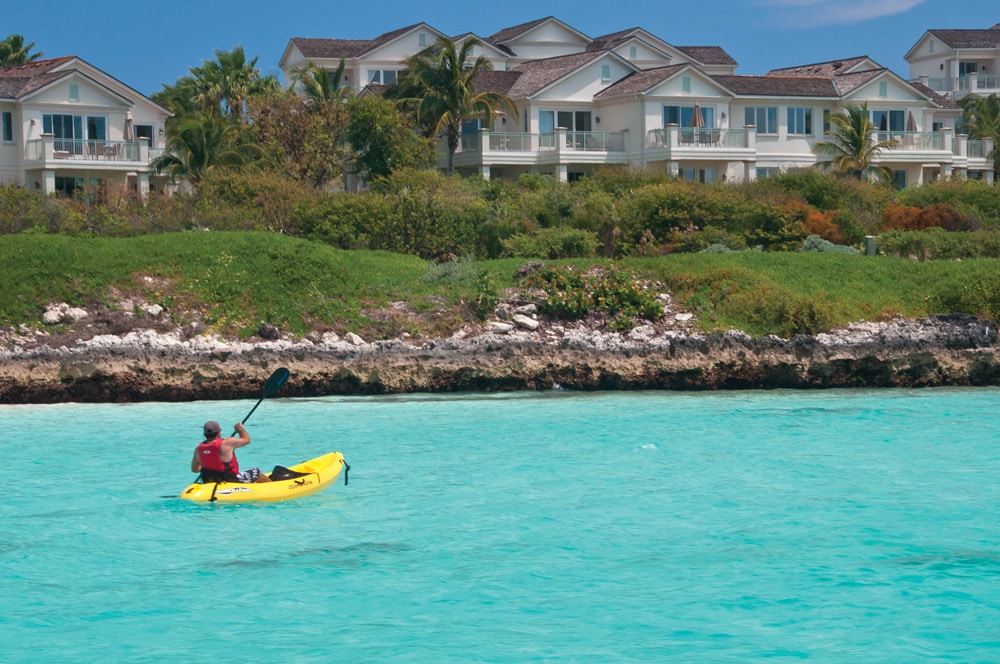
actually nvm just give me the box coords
[502,23,589,62]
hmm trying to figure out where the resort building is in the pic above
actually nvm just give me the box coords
[281,17,995,186]
[905,23,1000,101]
[0,57,171,197]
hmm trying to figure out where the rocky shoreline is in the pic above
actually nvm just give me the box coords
[1,313,998,404]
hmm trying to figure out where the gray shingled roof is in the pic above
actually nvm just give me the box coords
[675,46,738,66]
[487,17,554,44]
[586,28,642,52]
[710,74,839,97]
[594,65,687,98]
[471,70,523,95]
[908,81,961,110]
[0,57,75,99]
[505,51,606,98]
[290,24,432,60]
[830,70,883,95]
[767,56,874,78]
[927,27,1000,49]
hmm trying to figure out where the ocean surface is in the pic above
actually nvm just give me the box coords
[3,388,1000,662]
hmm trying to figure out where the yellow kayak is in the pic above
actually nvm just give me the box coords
[180,451,348,503]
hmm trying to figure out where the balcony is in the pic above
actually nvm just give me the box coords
[914,73,1000,98]
[458,130,627,154]
[25,135,155,167]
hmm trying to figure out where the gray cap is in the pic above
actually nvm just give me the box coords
[203,421,221,437]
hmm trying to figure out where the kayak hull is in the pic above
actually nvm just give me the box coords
[180,451,346,503]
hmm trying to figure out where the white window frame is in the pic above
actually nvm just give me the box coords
[787,107,812,136]
[745,106,777,134]
[1,111,13,143]
[601,64,611,83]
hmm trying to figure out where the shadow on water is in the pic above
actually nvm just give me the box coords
[217,541,411,569]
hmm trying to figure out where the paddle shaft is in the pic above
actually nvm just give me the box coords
[230,367,290,436]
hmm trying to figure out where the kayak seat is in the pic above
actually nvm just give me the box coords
[269,465,309,481]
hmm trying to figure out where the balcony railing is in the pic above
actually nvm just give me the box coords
[915,75,1000,94]
[26,138,145,162]
[967,140,986,158]
[878,131,944,150]
[457,130,626,154]
[646,127,747,149]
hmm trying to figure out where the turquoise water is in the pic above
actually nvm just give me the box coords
[3,388,1000,662]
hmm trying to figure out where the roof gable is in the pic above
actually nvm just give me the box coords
[926,27,1000,49]
[767,56,881,78]
[506,50,634,99]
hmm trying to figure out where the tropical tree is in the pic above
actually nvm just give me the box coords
[0,34,43,67]
[152,111,260,186]
[813,102,897,183]
[155,47,279,123]
[249,89,352,188]
[291,59,353,103]
[959,94,1000,180]
[345,95,435,179]
[387,36,516,175]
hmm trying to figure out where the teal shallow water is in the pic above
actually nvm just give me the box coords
[3,388,1000,662]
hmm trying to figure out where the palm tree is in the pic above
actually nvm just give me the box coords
[388,36,516,175]
[188,47,280,122]
[0,34,43,66]
[959,94,1000,180]
[813,102,897,183]
[291,59,353,103]
[153,111,260,186]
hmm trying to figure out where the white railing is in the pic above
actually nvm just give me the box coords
[878,131,944,150]
[564,131,625,151]
[458,131,626,153]
[26,138,143,162]
[646,127,746,149]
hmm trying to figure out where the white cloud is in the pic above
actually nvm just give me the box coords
[758,0,928,27]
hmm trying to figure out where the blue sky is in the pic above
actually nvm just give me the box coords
[6,0,998,97]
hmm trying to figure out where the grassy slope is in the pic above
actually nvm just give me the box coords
[0,232,993,339]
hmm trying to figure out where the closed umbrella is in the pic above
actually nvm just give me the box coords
[123,110,135,141]
[692,103,705,128]
[906,110,916,132]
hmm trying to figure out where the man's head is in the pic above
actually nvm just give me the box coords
[203,421,222,439]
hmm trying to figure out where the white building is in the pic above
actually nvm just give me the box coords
[287,17,994,186]
[905,23,1000,101]
[0,56,171,197]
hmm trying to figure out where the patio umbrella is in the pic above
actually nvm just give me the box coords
[123,110,134,141]
[692,103,705,128]
[906,110,917,132]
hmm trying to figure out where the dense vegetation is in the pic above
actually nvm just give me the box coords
[2,231,999,340]
[3,169,999,261]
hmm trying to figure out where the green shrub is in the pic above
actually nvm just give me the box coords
[931,270,1000,320]
[801,235,861,254]
[501,227,599,259]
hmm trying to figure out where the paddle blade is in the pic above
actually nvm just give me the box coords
[263,367,290,397]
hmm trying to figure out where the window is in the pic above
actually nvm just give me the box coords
[69,84,79,102]
[2,111,12,142]
[418,32,427,47]
[787,107,812,135]
[629,46,637,59]
[367,70,398,85]
[823,109,831,134]
[682,76,691,93]
[135,124,154,145]
[959,62,979,76]
[43,113,106,153]
[929,39,934,54]
[680,167,716,183]
[745,106,777,134]
[870,109,904,131]
[539,110,592,133]
[879,81,888,98]
[664,105,714,128]
[601,64,611,83]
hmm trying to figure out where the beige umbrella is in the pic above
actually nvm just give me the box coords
[691,102,705,128]
[123,110,135,141]
[906,110,917,132]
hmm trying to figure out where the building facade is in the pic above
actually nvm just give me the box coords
[905,23,1000,101]
[0,57,171,197]
[282,17,995,186]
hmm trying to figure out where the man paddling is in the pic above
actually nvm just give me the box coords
[192,421,271,483]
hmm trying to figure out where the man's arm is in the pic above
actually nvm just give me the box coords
[191,449,201,473]
[220,422,252,452]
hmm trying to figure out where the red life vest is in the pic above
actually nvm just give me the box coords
[197,439,239,475]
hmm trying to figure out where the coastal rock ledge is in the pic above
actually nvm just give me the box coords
[1,314,998,404]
